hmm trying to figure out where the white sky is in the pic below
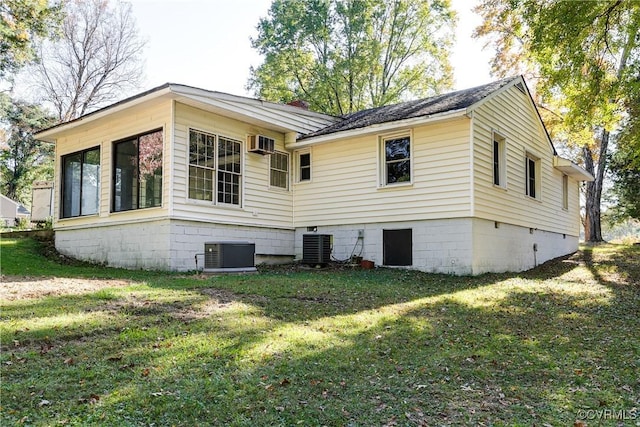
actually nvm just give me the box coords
[128,0,493,96]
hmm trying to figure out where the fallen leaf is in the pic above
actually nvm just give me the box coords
[64,358,74,365]
[38,400,51,407]
[280,378,290,386]
[141,368,150,377]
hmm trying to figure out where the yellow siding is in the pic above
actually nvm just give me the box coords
[293,118,472,226]
[172,103,294,228]
[472,86,581,235]
[53,98,173,229]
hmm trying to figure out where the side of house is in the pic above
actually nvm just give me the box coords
[37,85,338,270]
[287,77,591,274]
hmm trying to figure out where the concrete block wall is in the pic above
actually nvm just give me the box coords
[295,217,578,275]
[169,220,295,271]
[295,218,475,275]
[55,219,172,270]
[471,218,578,274]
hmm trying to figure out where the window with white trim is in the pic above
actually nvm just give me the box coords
[382,134,411,186]
[270,151,289,189]
[525,153,540,199]
[298,151,311,182]
[188,129,242,206]
[493,132,506,187]
[562,174,569,210]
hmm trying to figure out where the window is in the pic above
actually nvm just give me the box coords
[493,133,506,187]
[113,129,163,212]
[217,136,241,205]
[383,229,412,266]
[189,130,215,201]
[382,134,411,185]
[188,129,242,206]
[562,175,569,210]
[299,152,311,182]
[270,151,289,189]
[525,153,540,199]
[61,147,100,218]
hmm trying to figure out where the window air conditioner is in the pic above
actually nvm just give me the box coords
[204,241,256,273]
[248,135,275,155]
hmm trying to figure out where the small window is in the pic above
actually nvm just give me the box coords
[525,153,540,199]
[562,175,569,210]
[61,147,100,218]
[493,132,506,187]
[270,151,289,189]
[113,129,163,212]
[383,229,412,266]
[382,134,411,186]
[299,152,311,182]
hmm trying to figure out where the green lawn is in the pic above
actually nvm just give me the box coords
[1,237,638,426]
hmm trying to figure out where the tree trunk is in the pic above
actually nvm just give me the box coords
[582,128,610,242]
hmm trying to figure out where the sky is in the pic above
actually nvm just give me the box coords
[128,0,494,97]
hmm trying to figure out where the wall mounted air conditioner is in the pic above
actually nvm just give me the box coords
[204,241,256,273]
[248,135,275,155]
[302,234,331,265]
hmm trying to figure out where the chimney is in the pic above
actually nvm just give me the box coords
[286,100,309,110]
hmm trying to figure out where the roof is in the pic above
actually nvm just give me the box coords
[299,76,520,140]
[35,84,340,142]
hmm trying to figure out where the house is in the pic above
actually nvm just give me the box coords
[0,194,30,228]
[35,76,593,275]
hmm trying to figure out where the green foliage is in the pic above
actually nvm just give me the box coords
[0,94,55,205]
[249,0,455,115]
[1,238,639,425]
[474,0,640,241]
[0,0,63,79]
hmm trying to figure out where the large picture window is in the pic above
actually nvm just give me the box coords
[61,147,100,218]
[382,134,411,185]
[113,129,163,212]
[188,129,242,206]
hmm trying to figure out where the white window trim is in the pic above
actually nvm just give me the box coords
[378,131,413,188]
[492,131,507,189]
[296,149,312,183]
[525,151,542,200]
[269,150,290,191]
[187,127,244,208]
[562,174,569,210]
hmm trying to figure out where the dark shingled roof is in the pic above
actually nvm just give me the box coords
[300,76,520,140]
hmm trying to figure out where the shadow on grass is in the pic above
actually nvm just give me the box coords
[2,242,638,425]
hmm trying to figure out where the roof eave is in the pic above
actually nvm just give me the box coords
[553,156,594,181]
[289,108,469,149]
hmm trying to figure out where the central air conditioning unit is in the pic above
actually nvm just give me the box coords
[302,234,332,265]
[248,135,275,155]
[204,241,256,273]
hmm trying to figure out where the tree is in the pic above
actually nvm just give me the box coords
[31,0,146,121]
[609,91,640,221]
[0,0,62,81]
[249,0,455,115]
[474,0,640,242]
[0,93,55,205]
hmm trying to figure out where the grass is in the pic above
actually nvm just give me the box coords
[1,237,639,426]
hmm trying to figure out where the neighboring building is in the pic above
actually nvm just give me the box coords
[35,76,593,275]
[0,194,30,227]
